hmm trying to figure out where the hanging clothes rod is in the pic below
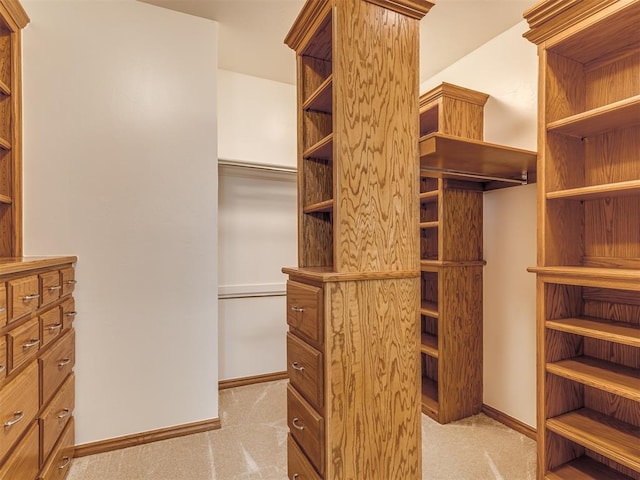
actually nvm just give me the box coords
[218,158,297,174]
[420,167,528,185]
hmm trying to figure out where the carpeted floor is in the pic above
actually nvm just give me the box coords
[68,380,536,479]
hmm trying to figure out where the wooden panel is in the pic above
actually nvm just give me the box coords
[286,280,323,348]
[39,270,61,307]
[60,297,76,332]
[0,334,5,381]
[8,317,39,372]
[302,157,332,207]
[60,267,75,297]
[287,434,322,480]
[546,317,640,348]
[0,282,6,327]
[0,361,38,463]
[586,52,640,110]
[545,373,584,420]
[300,212,333,268]
[440,188,482,261]
[0,422,38,480]
[301,56,331,103]
[39,306,62,348]
[440,97,484,140]
[40,373,74,467]
[8,274,39,322]
[39,330,74,406]
[286,332,323,410]
[545,430,585,474]
[548,455,637,480]
[333,1,419,272]
[39,417,74,480]
[545,51,586,124]
[287,384,324,474]
[584,386,640,429]
[325,277,420,479]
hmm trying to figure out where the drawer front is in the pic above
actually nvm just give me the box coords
[9,318,40,372]
[287,435,322,480]
[40,271,62,308]
[0,283,6,327]
[60,268,76,297]
[0,423,39,480]
[287,384,324,474]
[39,417,74,480]
[9,275,40,323]
[41,373,75,463]
[40,307,63,348]
[40,331,75,406]
[287,333,323,410]
[60,298,76,332]
[0,335,6,382]
[287,281,323,347]
[0,361,39,462]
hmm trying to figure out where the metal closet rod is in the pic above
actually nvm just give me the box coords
[420,167,528,185]
[218,158,297,174]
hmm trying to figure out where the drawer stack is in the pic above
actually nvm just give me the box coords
[0,258,77,480]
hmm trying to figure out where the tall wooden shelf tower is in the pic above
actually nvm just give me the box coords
[282,0,432,478]
[525,0,640,478]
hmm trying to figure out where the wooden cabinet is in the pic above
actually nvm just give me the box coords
[524,1,640,478]
[283,0,433,477]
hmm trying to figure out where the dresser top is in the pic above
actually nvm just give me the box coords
[0,256,77,276]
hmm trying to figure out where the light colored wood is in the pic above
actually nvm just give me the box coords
[420,332,437,358]
[73,418,222,458]
[0,422,38,480]
[481,404,537,441]
[218,371,288,390]
[40,373,74,464]
[8,317,38,371]
[0,335,5,381]
[0,0,29,31]
[288,434,322,480]
[547,180,640,201]
[39,330,74,406]
[282,266,419,283]
[303,199,333,214]
[39,417,74,480]
[39,307,62,348]
[8,274,38,322]
[287,332,323,411]
[287,383,325,474]
[0,283,6,327]
[287,280,323,347]
[40,270,61,307]
[303,75,332,114]
[546,317,640,348]
[547,456,637,479]
[60,297,75,332]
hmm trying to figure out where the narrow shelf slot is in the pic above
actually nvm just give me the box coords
[547,180,640,201]
[546,317,640,348]
[419,190,438,202]
[420,301,438,318]
[303,75,332,114]
[303,133,333,161]
[0,79,10,96]
[546,94,640,138]
[419,221,438,229]
[546,408,640,472]
[421,333,438,358]
[303,199,333,214]
[547,456,636,480]
[547,356,640,403]
[421,376,438,417]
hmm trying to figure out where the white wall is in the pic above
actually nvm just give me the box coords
[22,0,219,444]
[421,21,538,427]
[217,70,297,380]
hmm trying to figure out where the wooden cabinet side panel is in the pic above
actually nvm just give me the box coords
[440,188,482,261]
[325,277,420,479]
[333,1,419,272]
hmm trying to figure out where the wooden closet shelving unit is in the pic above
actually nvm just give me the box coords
[524,0,640,478]
[282,0,433,478]
[418,82,536,424]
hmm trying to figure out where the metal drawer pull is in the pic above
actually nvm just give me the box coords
[292,417,305,431]
[57,408,71,419]
[58,456,71,470]
[291,362,304,373]
[48,285,62,291]
[65,311,77,318]
[22,293,40,301]
[290,306,304,313]
[23,339,40,349]
[49,323,63,332]
[4,411,24,428]
[65,280,77,285]
[293,474,299,479]
[58,358,71,368]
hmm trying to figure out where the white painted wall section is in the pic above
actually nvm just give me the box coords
[22,0,219,444]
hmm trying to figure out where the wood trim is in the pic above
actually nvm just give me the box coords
[11,29,22,256]
[420,82,489,111]
[0,257,77,276]
[482,404,537,441]
[364,0,434,19]
[282,266,420,283]
[73,418,221,458]
[284,0,331,51]
[219,371,288,390]
[0,0,29,32]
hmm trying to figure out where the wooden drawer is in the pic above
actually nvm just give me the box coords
[0,335,6,382]
[0,423,39,480]
[40,307,63,348]
[9,275,40,323]
[287,281,323,347]
[39,417,74,480]
[9,318,40,372]
[287,383,324,474]
[40,373,74,464]
[40,271,62,308]
[40,330,75,406]
[287,333,323,410]
[60,298,76,332]
[0,283,7,327]
[287,435,322,480]
[60,268,76,297]
[0,361,39,463]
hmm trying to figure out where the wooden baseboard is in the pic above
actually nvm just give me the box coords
[74,418,221,458]
[219,371,288,390]
[481,404,536,441]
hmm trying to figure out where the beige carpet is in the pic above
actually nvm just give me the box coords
[68,380,536,479]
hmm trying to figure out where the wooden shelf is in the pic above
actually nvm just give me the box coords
[528,266,640,291]
[547,95,640,138]
[303,199,333,214]
[303,75,332,114]
[421,376,438,418]
[303,133,333,161]
[0,79,9,96]
[547,356,640,403]
[547,179,640,201]
[419,221,438,229]
[421,259,486,270]
[546,317,640,348]
[546,408,640,472]
[421,333,438,358]
[419,133,536,189]
[547,456,636,480]
[419,190,438,202]
[420,301,438,318]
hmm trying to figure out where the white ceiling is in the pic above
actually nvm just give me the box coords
[139,0,532,86]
